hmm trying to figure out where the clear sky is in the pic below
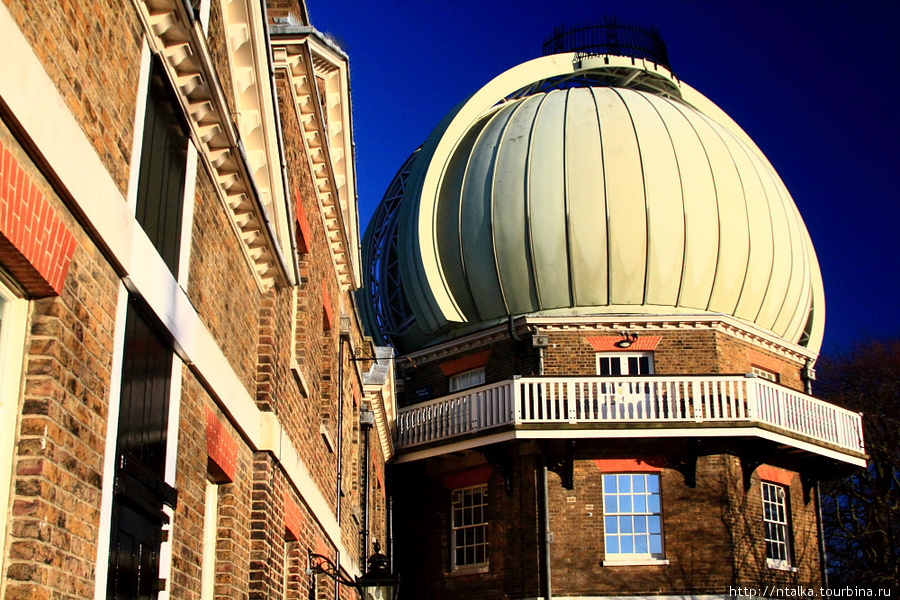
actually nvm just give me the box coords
[306,0,900,355]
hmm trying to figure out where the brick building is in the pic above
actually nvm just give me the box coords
[359,24,867,599]
[0,1,396,599]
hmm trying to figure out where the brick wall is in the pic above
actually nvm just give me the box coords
[3,0,142,195]
[188,168,262,395]
[1,124,119,600]
[392,448,821,599]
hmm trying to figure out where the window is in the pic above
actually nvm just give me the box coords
[135,58,189,277]
[597,353,654,376]
[751,366,778,382]
[762,482,793,569]
[603,473,664,562]
[451,484,488,569]
[449,367,485,393]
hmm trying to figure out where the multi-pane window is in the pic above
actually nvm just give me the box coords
[451,485,488,569]
[449,367,485,393]
[597,353,654,376]
[762,482,792,568]
[603,473,664,560]
[751,366,779,382]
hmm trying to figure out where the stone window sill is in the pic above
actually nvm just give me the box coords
[602,557,670,567]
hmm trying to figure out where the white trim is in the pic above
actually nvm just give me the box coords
[0,2,360,582]
[0,283,29,590]
[200,480,219,600]
[596,352,655,376]
[394,426,867,467]
[93,283,131,600]
[178,143,199,289]
[601,558,670,566]
[158,354,186,600]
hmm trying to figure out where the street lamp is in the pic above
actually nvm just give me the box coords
[308,542,400,600]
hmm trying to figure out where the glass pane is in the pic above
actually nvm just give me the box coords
[605,496,617,514]
[600,358,611,375]
[618,496,632,513]
[604,475,617,492]
[639,356,650,373]
[628,356,639,374]
[633,476,646,493]
[650,534,662,554]
[649,515,661,534]
[648,494,660,513]
[634,517,647,533]
[635,535,648,553]
[606,536,619,554]
[647,475,659,493]
[634,495,647,513]
[621,536,634,553]
[611,358,622,375]
[605,516,618,533]
[618,475,631,493]
[619,516,633,534]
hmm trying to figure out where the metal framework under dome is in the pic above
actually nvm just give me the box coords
[500,64,682,106]
[361,149,419,347]
[543,18,672,71]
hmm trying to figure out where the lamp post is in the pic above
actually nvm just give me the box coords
[308,542,400,600]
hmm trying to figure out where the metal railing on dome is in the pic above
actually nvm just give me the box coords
[543,18,672,71]
[395,374,865,457]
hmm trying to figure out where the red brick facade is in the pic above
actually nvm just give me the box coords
[0,1,392,599]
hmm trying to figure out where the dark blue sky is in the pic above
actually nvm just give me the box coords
[306,0,900,355]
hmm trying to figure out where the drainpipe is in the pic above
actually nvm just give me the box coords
[387,495,395,573]
[360,408,375,558]
[334,333,348,600]
[540,465,552,600]
[815,482,829,590]
[532,328,549,376]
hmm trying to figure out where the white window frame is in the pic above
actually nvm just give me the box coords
[449,367,485,393]
[596,352,655,376]
[602,473,668,566]
[450,484,489,571]
[0,282,28,584]
[762,481,794,570]
[751,366,778,382]
[200,480,219,599]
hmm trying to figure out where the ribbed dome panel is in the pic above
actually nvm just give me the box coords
[431,86,817,341]
[363,54,825,352]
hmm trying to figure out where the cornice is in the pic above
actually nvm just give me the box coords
[132,0,290,290]
[271,31,359,291]
[403,313,817,367]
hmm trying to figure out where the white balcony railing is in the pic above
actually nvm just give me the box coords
[395,375,866,455]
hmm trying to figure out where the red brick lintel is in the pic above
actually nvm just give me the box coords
[0,140,76,297]
[594,458,665,473]
[586,335,662,352]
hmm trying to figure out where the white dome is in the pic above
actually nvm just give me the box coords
[364,54,824,352]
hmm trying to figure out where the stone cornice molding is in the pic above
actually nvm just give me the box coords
[403,314,817,367]
[271,27,360,291]
[132,0,291,290]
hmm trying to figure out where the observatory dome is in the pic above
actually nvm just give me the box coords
[361,53,825,354]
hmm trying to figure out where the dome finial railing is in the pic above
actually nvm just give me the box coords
[543,17,672,72]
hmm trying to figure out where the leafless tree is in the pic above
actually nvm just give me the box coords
[817,338,900,589]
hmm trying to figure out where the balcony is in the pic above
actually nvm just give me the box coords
[395,375,866,466]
